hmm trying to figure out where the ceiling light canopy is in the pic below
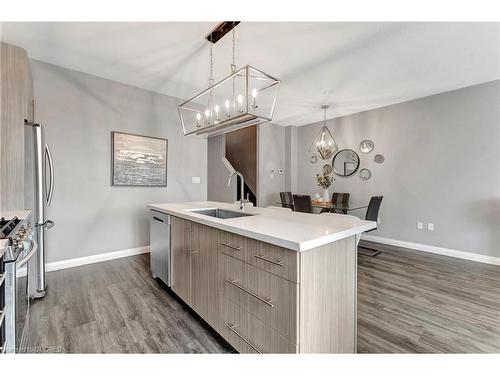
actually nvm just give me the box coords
[178,22,280,137]
[309,105,338,160]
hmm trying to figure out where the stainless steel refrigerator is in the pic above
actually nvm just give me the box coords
[24,120,55,299]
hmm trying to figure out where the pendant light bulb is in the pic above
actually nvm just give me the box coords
[195,112,202,127]
[204,108,210,124]
[237,94,243,112]
[251,88,258,109]
[214,104,220,122]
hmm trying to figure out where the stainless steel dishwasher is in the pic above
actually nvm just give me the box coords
[149,210,171,287]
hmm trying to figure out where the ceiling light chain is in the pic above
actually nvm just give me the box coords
[209,42,214,87]
[231,24,236,73]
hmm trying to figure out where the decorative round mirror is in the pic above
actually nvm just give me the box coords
[309,155,318,164]
[359,168,372,180]
[359,140,374,153]
[323,164,333,175]
[332,149,360,177]
[374,154,385,164]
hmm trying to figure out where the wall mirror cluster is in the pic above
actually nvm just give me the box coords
[359,168,372,180]
[374,154,385,164]
[373,154,385,164]
[359,139,374,153]
[332,149,360,177]
[323,164,333,175]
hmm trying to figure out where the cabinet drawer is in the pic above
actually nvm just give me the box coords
[249,242,298,283]
[220,296,297,354]
[218,231,256,263]
[219,252,298,343]
[219,231,299,283]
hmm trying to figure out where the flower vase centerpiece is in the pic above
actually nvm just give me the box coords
[316,173,335,203]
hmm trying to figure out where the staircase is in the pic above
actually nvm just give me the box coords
[224,126,258,206]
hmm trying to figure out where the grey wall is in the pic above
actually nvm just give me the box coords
[31,60,207,263]
[207,135,234,203]
[257,123,287,207]
[284,125,298,192]
[295,80,500,257]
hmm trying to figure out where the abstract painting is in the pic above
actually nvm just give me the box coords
[111,132,168,186]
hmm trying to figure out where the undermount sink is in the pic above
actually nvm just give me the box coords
[190,208,254,219]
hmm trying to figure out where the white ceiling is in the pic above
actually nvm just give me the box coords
[2,22,499,126]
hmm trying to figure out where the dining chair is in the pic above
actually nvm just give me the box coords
[279,192,295,211]
[292,194,314,213]
[320,192,350,214]
[358,196,384,257]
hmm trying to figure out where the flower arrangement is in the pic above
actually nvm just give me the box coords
[316,173,335,190]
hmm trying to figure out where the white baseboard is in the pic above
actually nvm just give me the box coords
[362,234,500,266]
[17,246,150,277]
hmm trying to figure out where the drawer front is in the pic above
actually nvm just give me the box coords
[219,230,298,283]
[220,296,297,354]
[219,252,298,343]
[250,242,299,283]
[218,231,256,264]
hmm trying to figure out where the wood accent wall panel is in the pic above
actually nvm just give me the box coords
[0,42,32,210]
[299,236,357,353]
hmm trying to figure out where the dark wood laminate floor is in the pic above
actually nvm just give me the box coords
[357,241,500,353]
[27,245,500,353]
[27,254,234,353]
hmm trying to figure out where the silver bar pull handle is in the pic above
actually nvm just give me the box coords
[0,345,6,354]
[221,243,241,251]
[45,144,54,206]
[226,324,262,354]
[226,279,274,307]
[254,254,284,267]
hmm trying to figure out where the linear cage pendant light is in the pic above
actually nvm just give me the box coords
[178,22,280,137]
[309,105,338,159]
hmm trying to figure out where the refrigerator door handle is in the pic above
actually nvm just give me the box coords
[45,144,54,207]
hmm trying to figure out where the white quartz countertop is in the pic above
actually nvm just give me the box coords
[147,201,376,251]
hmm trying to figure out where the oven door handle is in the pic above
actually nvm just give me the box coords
[16,240,38,269]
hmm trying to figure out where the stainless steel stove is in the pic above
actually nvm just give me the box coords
[0,215,37,354]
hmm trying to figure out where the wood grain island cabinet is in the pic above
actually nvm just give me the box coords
[169,216,357,353]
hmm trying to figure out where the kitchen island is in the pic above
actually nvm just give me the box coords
[148,201,376,353]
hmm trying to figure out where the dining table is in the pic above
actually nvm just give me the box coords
[311,200,368,215]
